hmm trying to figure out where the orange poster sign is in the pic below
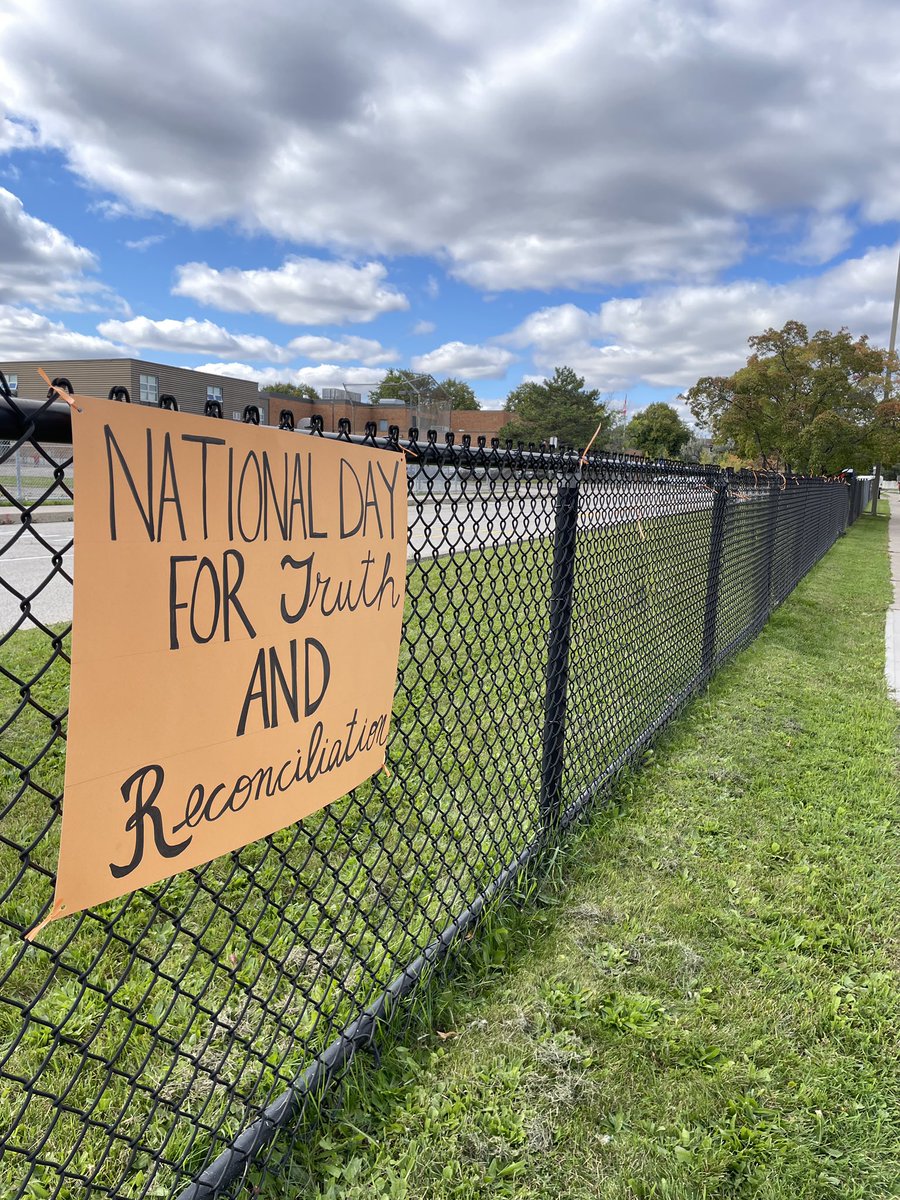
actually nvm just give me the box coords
[44,398,407,924]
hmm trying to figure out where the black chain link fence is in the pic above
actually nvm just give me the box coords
[0,377,871,1199]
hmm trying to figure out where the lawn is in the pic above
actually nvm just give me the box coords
[0,464,74,505]
[254,508,899,1200]
[4,529,552,1199]
[0,484,866,1198]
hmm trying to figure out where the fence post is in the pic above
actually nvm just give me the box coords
[15,444,22,502]
[701,478,729,679]
[761,475,780,622]
[539,475,580,826]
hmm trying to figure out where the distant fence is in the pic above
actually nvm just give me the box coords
[0,379,870,1199]
[0,439,73,505]
[848,471,875,523]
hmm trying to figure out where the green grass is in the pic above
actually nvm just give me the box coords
[0,470,73,505]
[3,535,551,1198]
[251,509,899,1200]
[0,496,878,1198]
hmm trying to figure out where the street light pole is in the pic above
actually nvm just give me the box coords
[888,245,900,398]
[874,245,900,514]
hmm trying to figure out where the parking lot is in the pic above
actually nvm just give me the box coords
[0,481,717,635]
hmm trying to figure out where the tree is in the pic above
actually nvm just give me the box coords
[438,377,479,410]
[368,369,479,409]
[262,382,319,400]
[869,396,900,472]
[499,366,612,447]
[683,321,900,474]
[368,369,436,403]
[625,402,691,459]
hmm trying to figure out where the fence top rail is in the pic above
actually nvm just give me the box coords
[0,392,850,488]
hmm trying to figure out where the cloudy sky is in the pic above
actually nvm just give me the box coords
[1,0,900,414]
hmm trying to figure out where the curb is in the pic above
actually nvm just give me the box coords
[886,489,900,703]
[0,506,73,526]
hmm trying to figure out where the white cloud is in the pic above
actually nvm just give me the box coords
[0,187,111,310]
[503,303,597,353]
[448,220,744,291]
[287,334,395,365]
[91,198,143,220]
[125,233,166,251]
[193,361,387,393]
[95,316,396,369]
[411,340,515,379]
[0,117,37,152]
[505,243,900,392]
[173,258,409,325]
[412,319,436,335]
[281,364,388,391]
[787,212,856,266]
[5,1,900,290]
[191,361,260,383]
[0,304,125,359]
[97,316,288,361]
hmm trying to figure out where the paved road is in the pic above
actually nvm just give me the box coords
[0,522,74,634]
[408,481,715,560]
[0,484,716,635]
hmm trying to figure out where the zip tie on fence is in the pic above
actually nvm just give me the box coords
[37,367,81,413]
[382,763,393,780]
[38,368,118,417]
[579,416,607,466]
[24,901,67,942]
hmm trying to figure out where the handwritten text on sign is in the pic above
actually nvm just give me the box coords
[51,398,407,920]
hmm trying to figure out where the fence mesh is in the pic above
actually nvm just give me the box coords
[0,382,871,1199]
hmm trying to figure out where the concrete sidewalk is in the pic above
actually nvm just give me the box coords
[887,485,900,702]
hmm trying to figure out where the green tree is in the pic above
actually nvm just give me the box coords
[368,369,478,417]
[368,369,437,403]
[625,402,691,459]
[499,366,611,447]
[262,382,319,400]
[438,377,480,410]
[683,321,900,474]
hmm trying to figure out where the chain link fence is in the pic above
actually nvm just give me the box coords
[0,379,868,1199]
[0,440,73,507]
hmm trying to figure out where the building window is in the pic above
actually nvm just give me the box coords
[5,373,17,396]
[207,385,223,405]
[378,419,388,432]
[139,374,159,405]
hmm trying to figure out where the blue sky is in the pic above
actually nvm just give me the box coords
[2,0,900,417]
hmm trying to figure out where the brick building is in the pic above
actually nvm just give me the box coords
[0,357,508,441]
[263,394,506,442]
